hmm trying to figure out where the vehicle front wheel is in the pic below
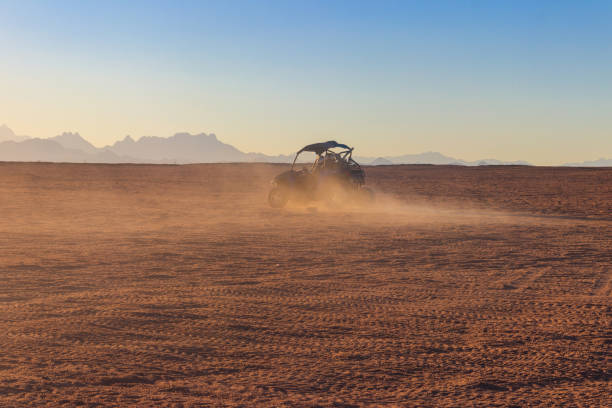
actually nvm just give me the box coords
[268,187,289,208]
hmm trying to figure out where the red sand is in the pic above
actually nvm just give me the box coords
[0,163,610,406]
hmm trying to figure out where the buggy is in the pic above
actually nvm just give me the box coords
[268,141,374,208]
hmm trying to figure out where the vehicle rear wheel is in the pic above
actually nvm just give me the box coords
[268,187,289,208]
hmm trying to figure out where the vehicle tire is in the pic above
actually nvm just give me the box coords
[268,187,289,208]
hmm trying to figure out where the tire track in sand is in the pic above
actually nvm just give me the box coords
[592,269,611,297]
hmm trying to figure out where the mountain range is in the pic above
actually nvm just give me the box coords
[0,125,609,167]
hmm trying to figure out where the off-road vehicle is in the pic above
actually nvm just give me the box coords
[268,141,374,208]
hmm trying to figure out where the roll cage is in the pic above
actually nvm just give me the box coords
[291,141,362,173]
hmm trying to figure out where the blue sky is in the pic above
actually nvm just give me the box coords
[1,1,611,163]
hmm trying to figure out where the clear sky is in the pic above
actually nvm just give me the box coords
[1,1,611,164]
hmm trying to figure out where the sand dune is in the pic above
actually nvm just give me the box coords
[0,163,610,406]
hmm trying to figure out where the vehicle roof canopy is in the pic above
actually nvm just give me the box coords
[297,141,351,155]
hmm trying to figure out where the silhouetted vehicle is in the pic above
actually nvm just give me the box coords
[268,141,374,208]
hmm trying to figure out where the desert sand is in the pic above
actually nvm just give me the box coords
[0,162,610,407]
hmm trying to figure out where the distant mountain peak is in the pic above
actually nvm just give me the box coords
[51,131,98,153]
[0,124,15,138]
[0,124,30,142]
[57,131,82,138]
[54,131,86,144]
[370,157,393,166]
[563,158,612,167]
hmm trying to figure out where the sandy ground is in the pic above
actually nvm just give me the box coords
[0,162,610,407]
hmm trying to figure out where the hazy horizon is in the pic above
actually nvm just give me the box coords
[1,1,611,165]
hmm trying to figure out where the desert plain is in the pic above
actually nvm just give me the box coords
[0,162,610,407]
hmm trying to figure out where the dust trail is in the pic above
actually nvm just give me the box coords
[253,165,591,227]
[279,187,551,227]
